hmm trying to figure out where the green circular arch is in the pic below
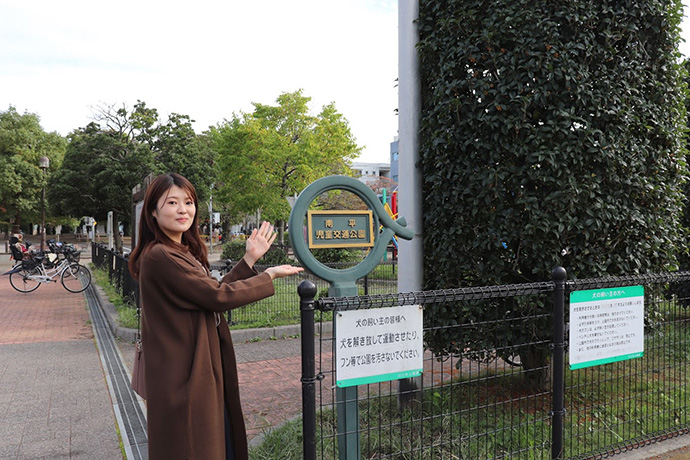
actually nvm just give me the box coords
[288,175,413,291]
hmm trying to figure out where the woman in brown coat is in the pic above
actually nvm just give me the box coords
[128,173,302,459]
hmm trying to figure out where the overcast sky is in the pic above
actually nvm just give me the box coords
[0,0,398,163]
[2,1,690,164]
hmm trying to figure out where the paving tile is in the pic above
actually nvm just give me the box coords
[0,444,20,459]
[0,267,122,460]
[17,437,70,459]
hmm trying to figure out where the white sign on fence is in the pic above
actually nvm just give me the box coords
[335,304,423,387]
[569,286,644,370]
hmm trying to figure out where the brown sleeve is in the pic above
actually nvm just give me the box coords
[220,257,258,284]
[141,245,274,313]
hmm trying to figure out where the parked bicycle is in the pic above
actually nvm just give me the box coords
[5,241,91,293]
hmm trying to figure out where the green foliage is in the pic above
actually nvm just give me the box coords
[0,106,67,230]
[220,240,246,261]
[220,240,291,265]
[670,60,690,303]
[417,0,688,381]
[209,90,361,228]
[91,265,138,329]
[311,247,362,264]
[150,113,215,203]
[50,121,153,221]
[259,246,291,266]
[48,101,214,234]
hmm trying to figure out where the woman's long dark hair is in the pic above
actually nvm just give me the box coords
[128,173,209,280]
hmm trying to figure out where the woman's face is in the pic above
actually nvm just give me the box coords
[152,185,196,243]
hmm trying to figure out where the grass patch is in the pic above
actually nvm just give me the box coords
[228,276,336,329]
[91,265,138,329]
[250,318,690,459]
[367,263,397,281]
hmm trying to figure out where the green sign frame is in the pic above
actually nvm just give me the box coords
[289,175,414,296]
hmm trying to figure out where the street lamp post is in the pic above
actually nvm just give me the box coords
[39,156,50,252]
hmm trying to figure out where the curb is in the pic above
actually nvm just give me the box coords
[94,285,138,342]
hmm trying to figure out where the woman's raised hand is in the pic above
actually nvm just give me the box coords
[243,221,277,268]
[264,265,304,280]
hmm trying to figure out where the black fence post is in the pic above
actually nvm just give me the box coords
[114,253,123,294]
[299,280,317,460]
[552,266,567,459]
[107,248,115,284]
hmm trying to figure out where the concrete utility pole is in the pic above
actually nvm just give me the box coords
[398,0,423,295]
[398,0,424,405]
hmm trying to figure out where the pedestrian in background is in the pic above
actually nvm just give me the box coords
[128,173,302,460]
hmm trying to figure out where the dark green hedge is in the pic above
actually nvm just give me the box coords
[417,0,687,371]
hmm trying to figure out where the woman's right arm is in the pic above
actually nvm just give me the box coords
[141,245,275,313]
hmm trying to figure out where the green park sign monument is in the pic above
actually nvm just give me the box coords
[289,175,415,460]
[289,175,414,296]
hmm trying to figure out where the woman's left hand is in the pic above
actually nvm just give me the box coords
[243,221,277,268]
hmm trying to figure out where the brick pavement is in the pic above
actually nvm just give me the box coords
[237,354,303,441]
[0,280,92,345]
[0,256,122,459]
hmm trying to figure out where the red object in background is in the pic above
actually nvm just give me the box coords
[391,190,398,217]
[391,191,398,260]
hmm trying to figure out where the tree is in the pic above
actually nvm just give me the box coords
[417,0,687,388]
[50,101,214,251]
[0,106,66,235]
[151,113,215,204]
[49,121,153,251]
[210,90,361,243]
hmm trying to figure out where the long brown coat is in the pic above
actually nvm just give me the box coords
[139,243,275,459]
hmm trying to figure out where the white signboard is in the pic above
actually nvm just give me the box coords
[569,286,644,370]
[335,304,423,387]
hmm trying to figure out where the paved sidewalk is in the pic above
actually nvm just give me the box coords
[0,251,309,458]
[0,255,122,459]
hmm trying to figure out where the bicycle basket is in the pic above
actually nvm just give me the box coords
[66,248,81,262]
[21,258,38,270]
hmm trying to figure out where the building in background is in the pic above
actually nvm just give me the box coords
[350,161,392,186]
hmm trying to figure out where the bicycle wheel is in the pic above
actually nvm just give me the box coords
[9,267,41,293]
[61,263,91,293]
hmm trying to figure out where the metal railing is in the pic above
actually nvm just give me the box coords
[298,268,690,459]
[92,243,139,306]
[90,242,398,327]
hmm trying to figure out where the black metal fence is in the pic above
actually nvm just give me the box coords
[90,242,398,327]
[91,243,139,306]
[298,269,690,459]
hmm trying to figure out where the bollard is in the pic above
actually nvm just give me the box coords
[299,280,318,460]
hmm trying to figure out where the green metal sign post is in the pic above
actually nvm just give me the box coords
[289,175,414,460]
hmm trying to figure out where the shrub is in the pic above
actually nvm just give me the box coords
[220,240,291,265]
[418,0,687,389]
[311,247,362,264]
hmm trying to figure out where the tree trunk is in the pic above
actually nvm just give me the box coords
[112,210,123,253]
[11,215,20,235]
[277,219,285,246]
[520,346,551,391]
